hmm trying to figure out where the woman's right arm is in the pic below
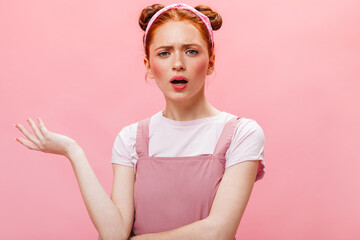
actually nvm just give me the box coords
[68,146,134,240]
[14,118,133,240]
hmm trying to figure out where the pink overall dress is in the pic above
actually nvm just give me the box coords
[131,116,257,239]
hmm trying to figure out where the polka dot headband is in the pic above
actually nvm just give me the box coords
[143,3,214,48]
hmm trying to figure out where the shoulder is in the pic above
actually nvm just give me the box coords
[229,116,265,151]
[117,121,138,140]
[222,113,265,154]
[111,115,154,165]
[236,116,263,131]
[225,115,266,180]
[221,112,264,132]
[115,111,162,143]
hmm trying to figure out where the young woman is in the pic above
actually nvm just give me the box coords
[14,3,265,240]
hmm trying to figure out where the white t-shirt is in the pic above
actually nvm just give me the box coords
[111,111,265,179]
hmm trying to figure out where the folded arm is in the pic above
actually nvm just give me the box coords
[129,160,260,240]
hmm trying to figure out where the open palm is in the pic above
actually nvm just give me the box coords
[14,117,78,158]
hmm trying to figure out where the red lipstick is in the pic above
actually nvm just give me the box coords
[170,75,188,91]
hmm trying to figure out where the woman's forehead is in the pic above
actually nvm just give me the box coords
[150,21,207,49]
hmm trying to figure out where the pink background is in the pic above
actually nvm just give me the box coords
[1,0,359,239]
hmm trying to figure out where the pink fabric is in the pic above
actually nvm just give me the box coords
[143,3,214,48]
[131,116,244,239]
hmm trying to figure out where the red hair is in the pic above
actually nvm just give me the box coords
[138,4,222,60]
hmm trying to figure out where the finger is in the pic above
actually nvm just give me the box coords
[15,123,41,147]
[37,117,48,135]
[15,137,40,150]
[28,118,45,142]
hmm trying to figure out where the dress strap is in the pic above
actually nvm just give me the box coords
[135,117,151,158]
[213,116,242,158]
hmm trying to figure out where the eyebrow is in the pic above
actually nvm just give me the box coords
[154,43,202,51]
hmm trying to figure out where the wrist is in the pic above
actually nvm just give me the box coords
[65,142,83,160]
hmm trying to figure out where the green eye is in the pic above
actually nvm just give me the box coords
[187,49,198,55]
[158,52,169,57]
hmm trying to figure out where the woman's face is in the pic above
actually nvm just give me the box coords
[144,21,215,103]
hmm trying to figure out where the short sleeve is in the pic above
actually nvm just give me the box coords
[225,119,266,181]
[111,123,138,168]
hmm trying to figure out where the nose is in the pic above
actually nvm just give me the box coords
[172,51,185,71]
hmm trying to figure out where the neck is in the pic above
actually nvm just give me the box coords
[162,86,221,121]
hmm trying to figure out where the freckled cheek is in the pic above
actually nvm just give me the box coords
[150,61,164,79]
[151,61,168,90]
[195,60,208,76]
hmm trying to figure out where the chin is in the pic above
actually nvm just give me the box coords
[164,92,191,102]
[167,91,205,104]
[168,95,190,102]
[162,86,204,103]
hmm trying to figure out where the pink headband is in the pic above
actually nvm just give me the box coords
[143,3,214,48]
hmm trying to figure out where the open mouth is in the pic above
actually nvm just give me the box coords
[170,79,188,85]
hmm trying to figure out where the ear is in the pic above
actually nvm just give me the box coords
[206,54,215,75]
[144,57,155,79]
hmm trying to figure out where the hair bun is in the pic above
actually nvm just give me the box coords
[139,4,165,31]
[195,5,222,31]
